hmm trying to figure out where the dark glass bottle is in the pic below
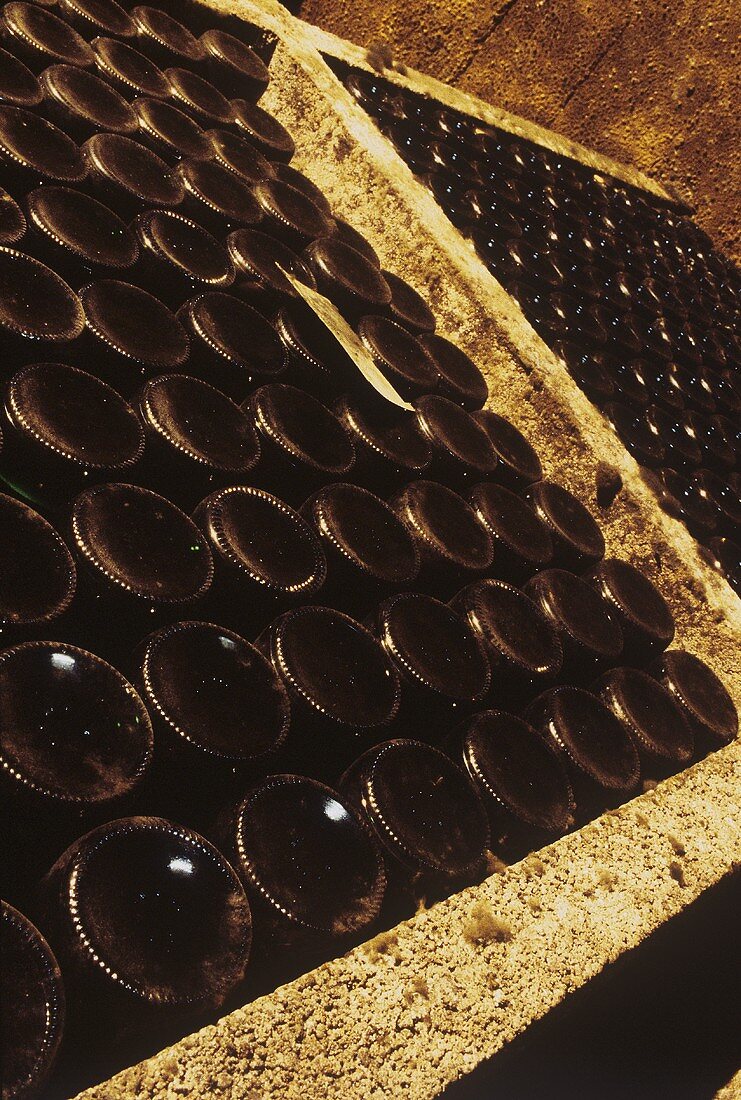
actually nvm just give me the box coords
[331,216,381,268]
[687,411,737,473]
[0,247,84,363]
[0,2,94,73]
[469,481,553,582]
[90,36,169,100]
[251,178,334,249]
[0,639,153,902]
[594,666,694,777]
[525,686,640,818]
[177,291,287,400]
[645,404,702,471]
[356,315,440,401]
[217,775,384,984]
[133,209,234,307]
[245,383,355,506]
[603,358,652,410]
[552,340,615,407]
[333,392,432,493]
[390,479,493,596]
[0,105,86,191]
[1,902,65,1100]
[130,6,205,69]
[78,279,189,394]
[135,620,290,825]
[338,739,489,909]
[165,67,232,126]
[2,361,144,509]
[56,0,134,39]
[273,163,332,216]
[451,576,564,706]
[300,482,419,614]
[273,303,351,396]
[227,228,317,316]
[381,269,436,334]
[524,568,623,680]
[256,605,400,778]
[655,467,718,540]
[470,408,542,488]
[450,710,574,854]
[524,479,605,572]
[38,817,252,1061]
[414,394,498,487]
[650,649,738,751]
[70,482,213,656]
[304,238,392,323]
[136,373,260,510]
[40,63,137,140]
[0,184,24,245]
[0,493,76,646]
[706,535,740,596]
[83,132,183,217]
[133,96,212,164]
[199,28,269,102]
[0,44,42,108]
[25,185,139,284]
[177,157,263,232]
[192,485,326,633]
[207,126,276,184]
[372,591,490,734]
[691,468,741,538]
[232,99,295,163]
[588,557,675,662]
[416,333,487,410]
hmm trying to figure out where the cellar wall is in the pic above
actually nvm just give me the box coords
[296,0,741,265]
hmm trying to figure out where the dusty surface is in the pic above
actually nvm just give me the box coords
[75,4,741,1096]
[297,0,741,264]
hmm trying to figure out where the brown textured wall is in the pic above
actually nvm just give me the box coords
[297,0,741,263]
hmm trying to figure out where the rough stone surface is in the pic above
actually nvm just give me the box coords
[74,3,741,1095]
[717,1068,741,1100]
[297,0,741,263]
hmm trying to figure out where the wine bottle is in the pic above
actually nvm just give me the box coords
[136,373,260,510]
[524,567,623,680]
[193,485,326,634]
[338,738,489,911]
[216,774,384,985]
[255,605,400,779]
[0,639,153,903]
[389,479,493,597]
[525,686,640,819]
[1,902,65,1100]
[650,649,738,752]
[0,492,76,647]
[300,481,419,614]
[135,619,290,826]
[177,291,287,400]
[245,382,354,506]
[451,578,563,704]
[449,709,574,856]
[2,360,144,511]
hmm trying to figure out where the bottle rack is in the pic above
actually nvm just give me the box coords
[0,0,737,1097]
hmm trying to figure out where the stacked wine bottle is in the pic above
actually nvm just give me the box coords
[332,62,741,597]
[0,9,738,1098]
